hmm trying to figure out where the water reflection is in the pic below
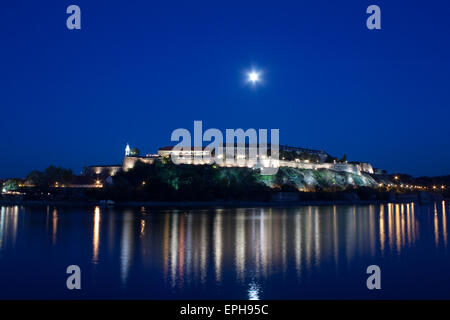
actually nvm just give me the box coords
[0,206,19,251]
[153,203,426,288]
[435,203,439,248]
[379,205,385,254]
[120,211,133,286]
[1,202,449,298]
[248,281,261,300]
[433,201,449,249]
[52,208,58,245]
[213,213,223,283]
[442,201,447,248]
[93,206,101,262]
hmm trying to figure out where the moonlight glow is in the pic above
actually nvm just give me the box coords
[248,71,261,83]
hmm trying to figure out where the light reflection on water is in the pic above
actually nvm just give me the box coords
[120,203,441,291]
[0,206,18,250]
[120,211,133,286]
[0,202,449,299]
[93,207,100,262]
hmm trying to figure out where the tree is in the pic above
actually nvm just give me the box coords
[2,179,20,192]
[44,166,74,185]
[25,166,74,187]
[108,159,271,201]
[279,150,295,161]
[26,170,46,186]
[325,155,338,163]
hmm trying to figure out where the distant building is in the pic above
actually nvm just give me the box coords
[279,145,329,163]
[158,146,210,158]
[158,144,329,162]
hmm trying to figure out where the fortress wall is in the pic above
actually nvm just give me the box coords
[120,155,368,176]
[277,161,362,175]
[122,156,155,171]
[160,157,364,175]
[359,162,374,174]
[86,166,121,176]
[330,163,361,175]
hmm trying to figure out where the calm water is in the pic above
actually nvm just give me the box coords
[0,202,449,299]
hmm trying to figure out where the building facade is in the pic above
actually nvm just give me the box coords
[85,143,375,179]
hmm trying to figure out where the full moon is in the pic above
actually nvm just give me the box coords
[248,71,260,83]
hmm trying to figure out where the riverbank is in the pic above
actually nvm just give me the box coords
[1,198,447,209]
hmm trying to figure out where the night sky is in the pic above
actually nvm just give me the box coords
[1,0,450,178]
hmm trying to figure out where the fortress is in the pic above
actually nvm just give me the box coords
[84,144,374,178]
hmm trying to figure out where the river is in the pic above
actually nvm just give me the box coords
[0,202,449,299]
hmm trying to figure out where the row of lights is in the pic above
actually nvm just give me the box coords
[378,177,446,191]
[378,183,440,189]
[53,180,103,188]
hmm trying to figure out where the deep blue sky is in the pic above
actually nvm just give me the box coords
[1,0,450,178]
